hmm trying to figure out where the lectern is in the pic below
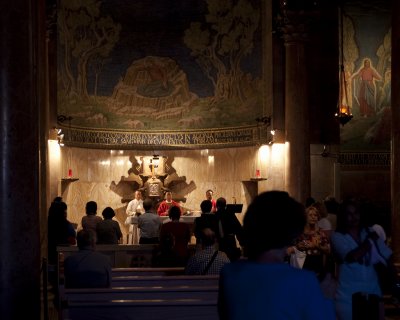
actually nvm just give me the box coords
[226,204,243,214]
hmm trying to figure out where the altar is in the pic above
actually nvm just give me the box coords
[160,211,201,224]
[127,211,201,244]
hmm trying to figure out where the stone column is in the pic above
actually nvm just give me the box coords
[280,1,318,203]
[391,0,400,262]
[0,0,45,318]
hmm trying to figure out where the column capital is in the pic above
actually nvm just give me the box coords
[46,2,57,41]
[278,0,320,43]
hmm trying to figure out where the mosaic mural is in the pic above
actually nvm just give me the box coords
[341,0,391,151]
[57,0,267,148]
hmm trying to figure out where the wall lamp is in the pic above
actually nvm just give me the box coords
[53,127,64,146]
[57,131,65,147]
[268,129,276,145]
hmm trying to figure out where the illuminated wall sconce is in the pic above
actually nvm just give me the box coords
[268,129,276,145]
[57,129,64,147]
[56,115,73,146]
[50,127,64,146]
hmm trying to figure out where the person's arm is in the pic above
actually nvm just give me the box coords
[350,68,361,80]
[344,237,371,263]
[184,224,191,243]
[116,222,123,243]
[158,217,162,230]
[317,231,331,254]
[137,216,142,229]
[157,202,165,215]
[126,200,136,216]
[232,215,245,246]
[67,222,77,245]
[331,231,371,264]
[193,217,202,240]
[372,68,382,81]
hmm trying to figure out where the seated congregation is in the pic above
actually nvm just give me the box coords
[49,191,398,320]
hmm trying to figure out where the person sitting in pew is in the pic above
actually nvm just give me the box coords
[160,205,191,263]
[152,233,185,267]
[81,201,102,233]
[215,197,244,262]
[193,200,220,248]
[96,207,123,244]
[47,199,76,308]
[64,229,112,288]
[185,228,229,275]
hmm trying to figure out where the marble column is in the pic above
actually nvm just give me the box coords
[0,0,45,318]
[391,1,400,262]
[280,3,317,203]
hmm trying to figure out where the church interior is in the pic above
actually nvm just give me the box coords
[1,0,399,318]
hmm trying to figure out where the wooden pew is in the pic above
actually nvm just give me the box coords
[60,275,219,320]
[57,244,196,268]
[112,266,185,277]
[57,246,218,320]
[64,299,218,320]
[111,274,219,287]
[62,285,218,301]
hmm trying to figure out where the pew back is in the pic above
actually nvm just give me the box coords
[57,244,196,268]
[111,274,219,287]
[64,299,218,320]
[61,275,219,320]
[112,266,185,277]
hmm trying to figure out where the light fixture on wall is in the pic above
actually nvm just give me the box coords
[51,127,64,146]
[56,114,73,146]
[335,4,353,126]
[256,115,273,145]
[57,130,65,147]
[57,115,75,178]
[268,129,276,145]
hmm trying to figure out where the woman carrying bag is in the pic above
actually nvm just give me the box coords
[331,198,392,320]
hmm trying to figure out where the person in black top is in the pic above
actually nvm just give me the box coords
[47,200,76,265]
[64,229,112,288]
[47,199,76,307]
[215,197,244,261]
[152,233,184,267]
[193,200,219,246]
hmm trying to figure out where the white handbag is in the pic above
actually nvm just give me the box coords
[290,247,306,269]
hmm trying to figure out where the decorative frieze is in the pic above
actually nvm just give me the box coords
[339,152,390,167]
[61,125,267,150]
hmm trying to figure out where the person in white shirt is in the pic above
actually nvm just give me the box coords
[125,190,144,244]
